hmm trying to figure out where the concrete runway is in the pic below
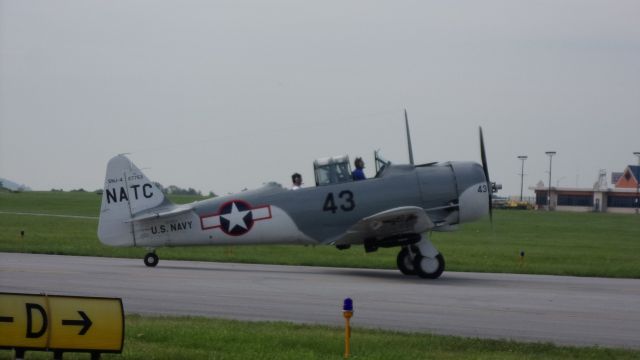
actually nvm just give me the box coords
[1,252,638,349]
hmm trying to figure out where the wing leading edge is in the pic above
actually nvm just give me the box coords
[333,206,435,246]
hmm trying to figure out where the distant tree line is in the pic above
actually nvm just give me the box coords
[51,188,89,193]
[153,182,216,197]
[1,180,28,192]
[41,184,215,198]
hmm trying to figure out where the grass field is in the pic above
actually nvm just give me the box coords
[1,315,639,360]
[2,191,640,358]
[1,191,639,278]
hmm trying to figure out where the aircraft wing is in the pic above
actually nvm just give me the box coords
[333,206,434,246]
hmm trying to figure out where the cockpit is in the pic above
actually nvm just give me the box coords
[373,150,391,177]
[313,151,393,186]
[313,155,352,186]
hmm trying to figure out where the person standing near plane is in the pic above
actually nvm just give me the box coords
[291,173,303,190]
[352,158,366,181]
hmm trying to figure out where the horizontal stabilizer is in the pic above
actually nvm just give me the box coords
[126,204,194,223]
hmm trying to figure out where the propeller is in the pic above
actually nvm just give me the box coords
[479,127,492,222]
[404,109,414,165]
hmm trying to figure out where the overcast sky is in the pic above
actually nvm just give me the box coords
[1,0,639,197]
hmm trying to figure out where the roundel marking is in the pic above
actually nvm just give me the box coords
[199,200,272,237]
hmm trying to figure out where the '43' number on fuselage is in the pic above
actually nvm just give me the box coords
[323,191,355,214]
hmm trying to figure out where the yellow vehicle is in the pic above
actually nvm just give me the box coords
[505,199,534,210]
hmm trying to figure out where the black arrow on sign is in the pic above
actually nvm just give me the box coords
[0,316,14,323]
[61,311,92,335]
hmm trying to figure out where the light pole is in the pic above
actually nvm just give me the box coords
[545,151,556,211]
[517,155,528,201]
[634,152,640,214]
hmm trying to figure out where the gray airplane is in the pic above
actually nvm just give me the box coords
[98,128,499,279]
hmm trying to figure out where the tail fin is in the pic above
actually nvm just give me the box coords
[97,155,169,247]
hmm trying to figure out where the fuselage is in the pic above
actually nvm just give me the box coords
[121,161,489,248]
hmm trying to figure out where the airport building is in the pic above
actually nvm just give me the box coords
[531,165,640,214]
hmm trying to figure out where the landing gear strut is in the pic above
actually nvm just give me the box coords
[396,234,445,279]
[144,250,159,267]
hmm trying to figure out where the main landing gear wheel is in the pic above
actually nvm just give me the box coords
[413,253,445,279]
[144,252,159,267]
[397,247,416,275]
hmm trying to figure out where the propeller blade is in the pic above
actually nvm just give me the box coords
[479,127,492,222]
[404,109,415,165]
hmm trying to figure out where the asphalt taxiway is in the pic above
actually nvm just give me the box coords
[1,252,638,348]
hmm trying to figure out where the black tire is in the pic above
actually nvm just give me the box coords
[413,253,445,279]
[144,252,159,267]
[396,247,416,275]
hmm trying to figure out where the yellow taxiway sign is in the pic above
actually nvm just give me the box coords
[0,293,123,353]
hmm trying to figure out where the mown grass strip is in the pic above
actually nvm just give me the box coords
[1,315,638,359]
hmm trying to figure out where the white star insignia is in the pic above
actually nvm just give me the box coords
[221,202,250,231]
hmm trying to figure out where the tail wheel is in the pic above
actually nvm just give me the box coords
[144,252,159,267]
[413,253,445,279]
[397,247,416,275]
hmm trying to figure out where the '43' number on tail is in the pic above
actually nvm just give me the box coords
[323,191,355,213]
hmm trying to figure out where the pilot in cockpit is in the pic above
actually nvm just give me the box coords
[352,158,366,181]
